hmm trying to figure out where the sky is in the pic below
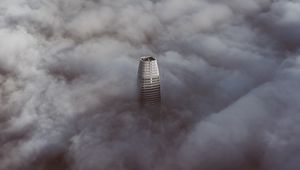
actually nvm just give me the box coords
[1,0,300,170]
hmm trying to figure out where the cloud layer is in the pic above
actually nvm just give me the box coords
[0,0,300,170]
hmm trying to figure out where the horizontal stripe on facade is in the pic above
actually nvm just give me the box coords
[141,94,161,97]
[140,95,161,99]
[139,82,159,85]
[140,79,160,83]
[140,77,160,79]
[140,83,160,87]
[140,89,160,93]
[139,78,159,81]
[140,86,160,90]
[140,90,160,94]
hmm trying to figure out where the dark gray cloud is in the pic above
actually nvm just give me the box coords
[0,0,300,170]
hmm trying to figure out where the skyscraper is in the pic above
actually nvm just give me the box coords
[138,56,161,106]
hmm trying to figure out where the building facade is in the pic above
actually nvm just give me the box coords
[138,56,161,106]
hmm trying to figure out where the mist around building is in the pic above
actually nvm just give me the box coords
[1,1,300,170]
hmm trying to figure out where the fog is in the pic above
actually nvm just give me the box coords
[0,0,300,170]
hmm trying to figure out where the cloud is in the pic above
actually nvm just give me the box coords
[0,0,300,170]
